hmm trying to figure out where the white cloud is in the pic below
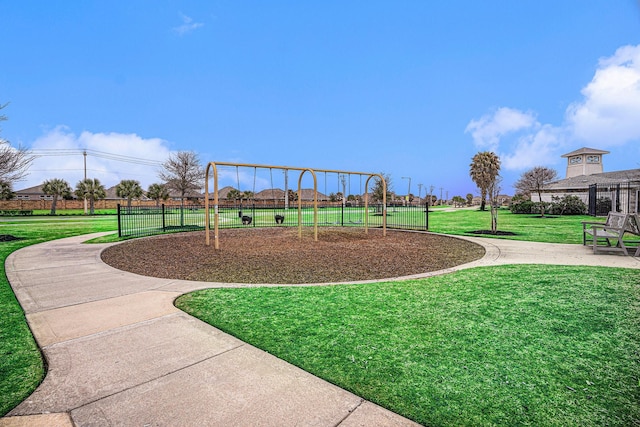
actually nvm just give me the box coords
[21,126,173,191]
[501,125,563,170]
[566,44,640,146]
[172,13,204,36]
[465,107,537,152]
[467,44,640,173]
[464,107,561,170]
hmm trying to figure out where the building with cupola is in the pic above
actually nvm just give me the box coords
[537,147,639,215]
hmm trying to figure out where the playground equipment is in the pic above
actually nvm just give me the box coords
[204,162,387,249]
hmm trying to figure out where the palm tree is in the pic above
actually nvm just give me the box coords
[147,183,170,207]
[469,151,501,211]
[74,178,106,215]
[115,179,143,210]
[42,178,72,215]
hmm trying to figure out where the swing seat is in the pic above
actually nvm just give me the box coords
[275,215,284,224]
[241,215,252,225]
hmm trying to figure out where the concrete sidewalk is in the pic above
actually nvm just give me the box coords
[1,233,638,426]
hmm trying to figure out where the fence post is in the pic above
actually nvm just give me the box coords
[117,204,122,237]
[425,202,429,231]
[162,204,166,231]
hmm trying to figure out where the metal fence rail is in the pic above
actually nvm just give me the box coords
[588,182,640,216]
[118,203,430,238]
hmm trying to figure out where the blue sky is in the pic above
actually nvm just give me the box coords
[2,1,640,199]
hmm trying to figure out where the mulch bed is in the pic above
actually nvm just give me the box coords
[101,228,486,284]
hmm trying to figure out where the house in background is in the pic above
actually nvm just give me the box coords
[14,184,53,201]
[537,147,640,215]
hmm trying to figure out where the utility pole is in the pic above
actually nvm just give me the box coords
[402,176,411,205]
[83,150,88,215]
[439,187,443,206]
[417,183,423,202]
[340,174,346,208]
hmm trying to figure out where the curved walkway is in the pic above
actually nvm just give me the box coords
[1,233,638,427]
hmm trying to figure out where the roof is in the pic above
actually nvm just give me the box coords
[544,168,640,190]
[561,147,610,158]
[15,184,45,194]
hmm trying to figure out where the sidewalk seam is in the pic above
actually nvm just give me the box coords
[66,342,246,414]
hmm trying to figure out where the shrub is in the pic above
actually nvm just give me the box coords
[549,195,587,215]
[510,200,535,214]
[596,197,612,214]
[510,196,587,216]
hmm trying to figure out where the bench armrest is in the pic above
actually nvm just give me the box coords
[590,224,623,230]
[581,221,605,226]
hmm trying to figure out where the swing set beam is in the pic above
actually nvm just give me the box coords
[205,161,387,249]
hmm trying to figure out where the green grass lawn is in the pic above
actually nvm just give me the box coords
[427,208,598,244]
[0,216,118,415]
[176,265,640,427]
[1,211,637,425]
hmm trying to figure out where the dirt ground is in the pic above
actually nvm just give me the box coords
[101,227,485,284]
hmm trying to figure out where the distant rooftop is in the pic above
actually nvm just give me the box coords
[545,168,640,190]
[561,147,610,158]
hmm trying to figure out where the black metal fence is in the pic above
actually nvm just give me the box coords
[588,182,640,216]
[118,203,430,238]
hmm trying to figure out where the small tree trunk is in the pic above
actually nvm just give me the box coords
[491,205,498,233]
[180,196,185,226]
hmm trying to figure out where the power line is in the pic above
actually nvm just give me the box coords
[31,148,164,167]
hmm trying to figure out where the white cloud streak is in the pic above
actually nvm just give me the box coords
[172,13,204,36]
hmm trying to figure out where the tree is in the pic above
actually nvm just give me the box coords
[514,166,558,217]
[75,178,106,215]
[42,178,72,215]
[226,188,241,201]
[488,176,502,233]
[469,151,501,211]
[452,195,465,207]
[147,183,170,207]
[0,180,15,200]
[115,179,143,210]
[466,193,473,206]
[370,173,392,203]
[0,103,35,183]
[159,151,205,206]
